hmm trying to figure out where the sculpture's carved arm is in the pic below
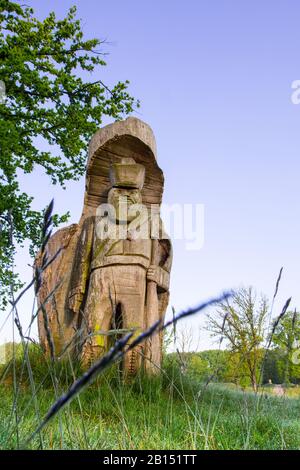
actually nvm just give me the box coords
[147,265,169,291]
[68,217,94,314]
[147,237,172,292]
[158,266,170,291]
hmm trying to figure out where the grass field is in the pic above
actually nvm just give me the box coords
[1,361,300,450]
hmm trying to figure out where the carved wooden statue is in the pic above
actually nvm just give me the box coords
[36,117,172,375]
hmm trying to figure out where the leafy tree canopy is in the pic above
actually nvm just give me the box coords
[272,310,300,383]
[0,0,138,309]
[207,287,268,391]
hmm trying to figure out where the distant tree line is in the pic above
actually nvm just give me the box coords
[165,347,300,389]
[164,287,300,390]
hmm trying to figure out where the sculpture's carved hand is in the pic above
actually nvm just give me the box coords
[69,293,83,313]
[147,265,160,283]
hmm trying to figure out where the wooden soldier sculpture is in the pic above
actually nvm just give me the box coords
[36,117,172,375]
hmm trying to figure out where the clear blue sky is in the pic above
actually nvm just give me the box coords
[2,0,300,349]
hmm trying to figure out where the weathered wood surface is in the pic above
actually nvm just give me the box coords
[36,117,172,376]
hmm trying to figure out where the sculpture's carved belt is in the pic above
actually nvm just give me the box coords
[91,255,150,271]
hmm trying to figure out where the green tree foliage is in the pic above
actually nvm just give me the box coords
[165,350,254,387]
[188,354,210,379]
[207,287,268,391]
[0,1,138,309]
[271,310,300,384]
[262,349,286,384]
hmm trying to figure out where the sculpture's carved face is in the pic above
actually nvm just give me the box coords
[108,187,142,223]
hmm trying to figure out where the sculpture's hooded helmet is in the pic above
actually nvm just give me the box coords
[81,117,165,221]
